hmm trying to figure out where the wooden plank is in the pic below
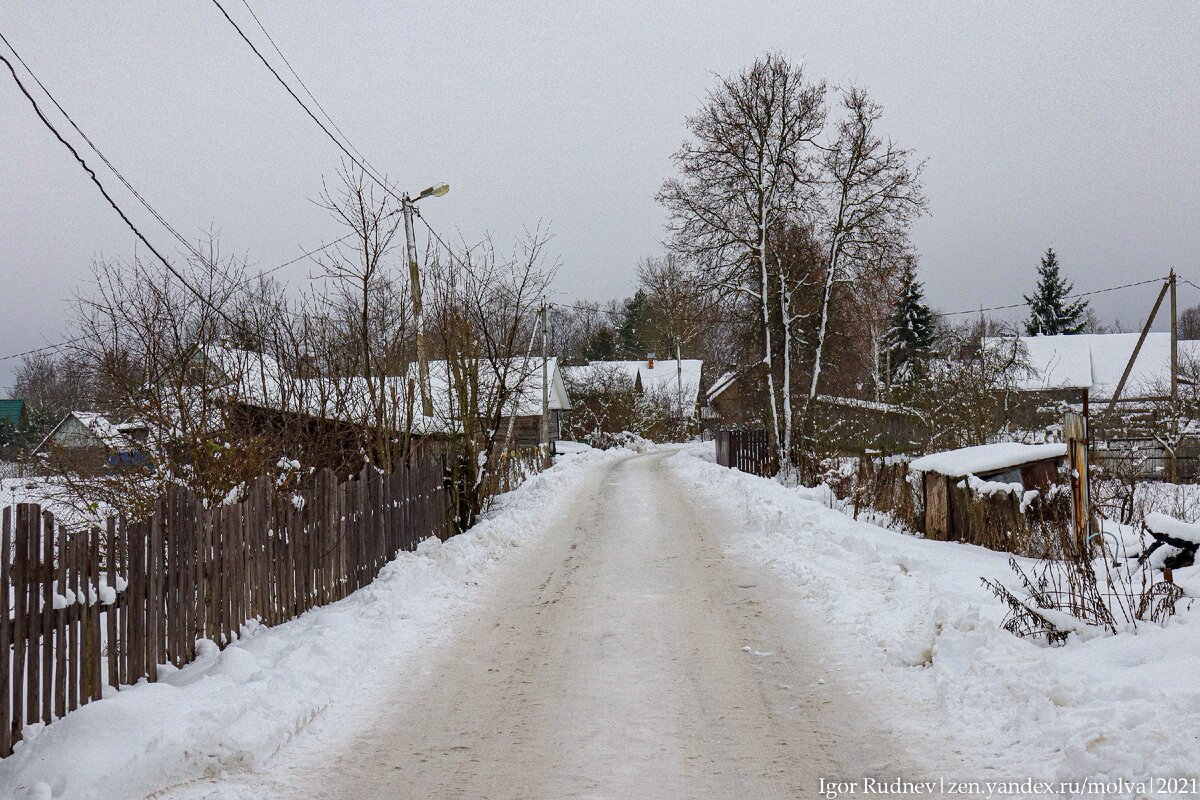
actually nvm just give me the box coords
[67,525,79,711]
[11,505,28,745]
[39,513,54,724]
[41,512,54,725]
[148,509,162,682]
[127,520,144,686]
[90,525,102,702]
[106,516,118,689]
[117,515,129,686]
[1,507,12,756]
[166,489,179,667]
[26,506,40,726]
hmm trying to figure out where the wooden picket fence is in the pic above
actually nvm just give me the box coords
[714,429,776,477]
[0,457,447,757]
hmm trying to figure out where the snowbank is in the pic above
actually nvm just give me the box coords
[909,442,1067,477]
[1144,512,1200,546]
[668,446,1200,793]
[0,448,623,800]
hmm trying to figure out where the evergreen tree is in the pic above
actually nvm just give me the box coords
[885,262,935,382]
[618,289,653,357]
[1024,248,1088,335]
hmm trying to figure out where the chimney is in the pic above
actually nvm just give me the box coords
[647,352,656,369]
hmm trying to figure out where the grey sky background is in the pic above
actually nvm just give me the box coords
[2,1,1198,391]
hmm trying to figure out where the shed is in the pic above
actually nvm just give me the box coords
[0,399,26,429]
[909,442,1068,542]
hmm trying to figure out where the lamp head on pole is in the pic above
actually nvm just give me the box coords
[418,182,450,200]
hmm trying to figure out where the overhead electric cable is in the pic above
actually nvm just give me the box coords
[0,47,245,327]
[236,0,376,171]
[0,29,206,261]
[209,0,408,209]
[937,276,1169,317]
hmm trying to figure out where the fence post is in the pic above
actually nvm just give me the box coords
[1065,411,1091,552]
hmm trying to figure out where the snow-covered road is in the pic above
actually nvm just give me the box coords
[12,445,1194,799]
[157,449,911,799]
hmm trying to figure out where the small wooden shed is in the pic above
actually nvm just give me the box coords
[909,442,1068,542]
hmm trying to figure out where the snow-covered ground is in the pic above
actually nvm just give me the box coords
[0,447,625,800]
[670,443,1200,796]
[6,442,1198,799]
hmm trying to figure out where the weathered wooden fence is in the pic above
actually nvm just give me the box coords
[715,429,776,477]
[0,457,447,757]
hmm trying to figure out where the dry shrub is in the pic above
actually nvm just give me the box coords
[983,525,1189,645]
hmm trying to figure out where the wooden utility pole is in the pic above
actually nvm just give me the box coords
[402,194,433,417]
[1170,269,1179,401]
[540,301,550,456]
[1170,269,1179,482]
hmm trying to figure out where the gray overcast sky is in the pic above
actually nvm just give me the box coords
[2,1,1199,390]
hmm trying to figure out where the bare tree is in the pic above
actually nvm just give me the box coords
[807,88,927,407]
[659,53,826,464]
[424,229,556,533]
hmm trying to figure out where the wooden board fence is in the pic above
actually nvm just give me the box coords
[0,457,447,757]
[714,429,776,477]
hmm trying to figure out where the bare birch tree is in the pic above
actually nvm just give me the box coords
[659,53,826,464]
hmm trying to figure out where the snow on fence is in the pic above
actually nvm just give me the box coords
[0,456,448,757]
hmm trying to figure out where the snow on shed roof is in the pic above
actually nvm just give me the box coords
[908,442,1067,477]
[705,370,738,403]
[986,333,1200,401]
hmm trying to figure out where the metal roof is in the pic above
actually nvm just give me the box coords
[0,399,25,427]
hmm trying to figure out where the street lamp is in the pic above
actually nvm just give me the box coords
[402,183,449,418]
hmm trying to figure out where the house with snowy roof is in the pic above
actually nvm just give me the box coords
[562,356,704,418]
[35,411,150,472]
[984,332,1200,406]
[192,345,572,453]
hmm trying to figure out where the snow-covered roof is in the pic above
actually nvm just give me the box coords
[563,359,703,416]
[705,370,738,403]
[985,333,1200,401]
[637,359,703,408]
[908,442,1068,477]
[38,411,137,454]
[199,345,571,435]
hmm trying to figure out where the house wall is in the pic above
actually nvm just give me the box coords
[510,412,560,449]
[50,417,102,449]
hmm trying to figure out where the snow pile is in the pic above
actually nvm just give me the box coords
[908,442,1067,477]
[669,444,1200,791]
[0,447,623,800]
[1144,512,1200,545]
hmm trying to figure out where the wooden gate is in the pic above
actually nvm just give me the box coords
[714,429,776,477]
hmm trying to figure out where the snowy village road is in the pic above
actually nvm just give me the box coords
[165,450,911,799]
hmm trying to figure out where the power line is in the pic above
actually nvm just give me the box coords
[0,46,252,335]
[209,0,408,209]
[0,30,206,262]
[937,276,1170,318]
[0,27,362,364]
[236,0,376,171]
[0,25,356,280]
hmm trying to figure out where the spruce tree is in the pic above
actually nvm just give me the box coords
[1024,248,1088,335]
[885,262,935,382]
